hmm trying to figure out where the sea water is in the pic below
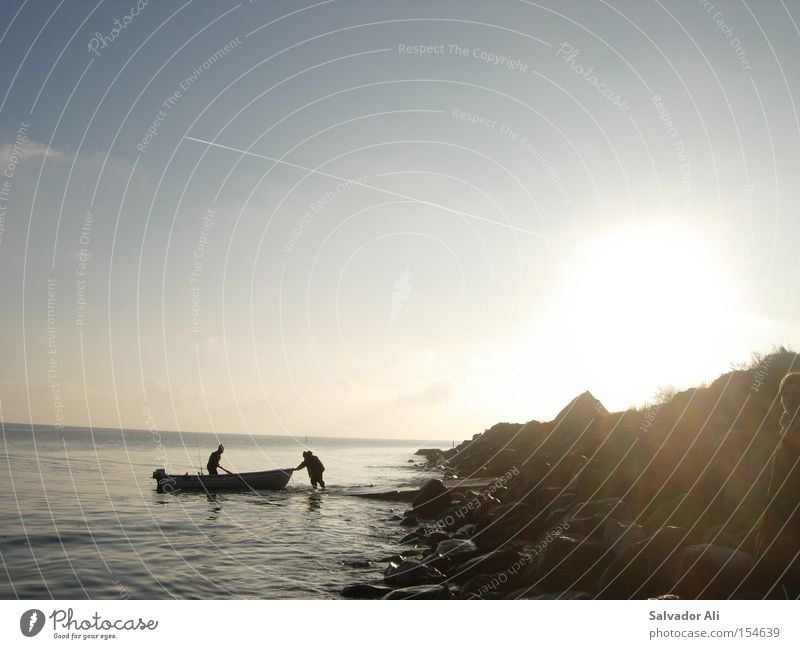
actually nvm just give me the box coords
[0,423,446,599]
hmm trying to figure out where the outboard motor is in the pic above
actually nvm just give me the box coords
[152,468,166,480]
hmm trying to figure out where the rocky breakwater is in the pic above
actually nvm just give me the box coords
[341,348,798,599]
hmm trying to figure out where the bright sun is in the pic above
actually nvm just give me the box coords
[546,223,743,408]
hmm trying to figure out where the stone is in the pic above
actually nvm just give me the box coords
[531,533,609,593]
[459,572,511,599]
[645,493,726,536]
[673,544,755,599]
[472,502,541,550]
[448,547,524,583]
[399,514,419,527]
[434,538,481,562]
[563,514,607,539]
[412,479,451,518]
[568,498,632,522]
[340,583,393,599]
[425,530,450,547]
[597,526,690,598]
[384,559,446,588]
[453,524,477,539]
[602,519,648,557]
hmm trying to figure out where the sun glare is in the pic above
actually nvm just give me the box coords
[546,224,742,408]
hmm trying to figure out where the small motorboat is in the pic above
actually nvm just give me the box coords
[152,468,293,493]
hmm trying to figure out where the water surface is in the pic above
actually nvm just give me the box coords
[0,423,444,599]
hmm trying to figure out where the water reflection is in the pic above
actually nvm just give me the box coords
[207,494,222,520]
[307,492,322,513]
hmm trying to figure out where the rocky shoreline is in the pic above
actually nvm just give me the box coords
[341,348,798,599]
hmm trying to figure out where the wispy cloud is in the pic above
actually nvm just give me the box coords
[0,139,69,165]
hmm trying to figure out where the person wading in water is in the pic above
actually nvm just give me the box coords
[295,450,326,489]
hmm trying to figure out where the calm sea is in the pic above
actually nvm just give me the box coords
[0,423,447,599]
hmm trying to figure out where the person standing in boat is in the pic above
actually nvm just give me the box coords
[295,450,325,489]
[206,444,228,475]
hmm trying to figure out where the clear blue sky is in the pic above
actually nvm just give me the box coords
[1,0,799,439]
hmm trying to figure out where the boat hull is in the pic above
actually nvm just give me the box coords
[152,468,293,493]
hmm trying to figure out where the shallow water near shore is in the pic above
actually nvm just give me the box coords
[0,423,443,599]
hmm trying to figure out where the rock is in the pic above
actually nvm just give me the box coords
[459,573,495,599]
[425,531,450,547]
[602,520,648,557]
[413,479,451,518]
[563,514,607,539]
[531,533,609,593]
[473,502,541,550]
[387,514,402,521]
[700,523,742,548]
[597,526,690,598]
[398,532,419,544]
[569,498,632,522]
[341,559,373,569]
[645,493,725,536]
[415,448,445,458]
[553,391,608,430]
[399,514,419,527]
[340,583,393,599]
[384,559,445,588]
[382,583,451,600]
[541,490,577,514]
[454,524,477,539]
[673,544,755,599]
[448,547,525,583]
[434,538,481,562]
[459,572,511,599]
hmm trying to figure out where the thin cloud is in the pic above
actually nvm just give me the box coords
[0,139,69,165]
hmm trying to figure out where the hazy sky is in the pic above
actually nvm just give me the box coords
[1,0,799,440]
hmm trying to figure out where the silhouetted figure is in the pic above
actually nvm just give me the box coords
[756,372,800,597]
[295,450,325,489]
[206,444,227,475]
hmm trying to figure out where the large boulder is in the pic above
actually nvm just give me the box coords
[453,524,477,539]
[569,498,632,522]
[383,559,445,588]
[448,547,526,583]
[459,573,497,599]
[412,479,451,518]
[597,526,690,598]
[602,519,648,557]
[434,538,481,562]
[562,514,608,539]
[645,493,725,538]
[673,544,755,599]
[472,502,541,550]
[529,533,609,593]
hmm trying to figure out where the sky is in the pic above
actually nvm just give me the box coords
[0,0,799,440]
